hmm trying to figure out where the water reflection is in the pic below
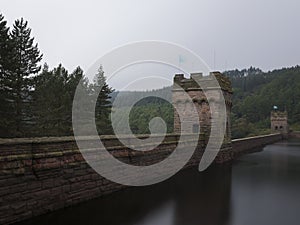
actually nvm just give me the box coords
[17,164,232,225]
[229,139,300,225]
[136,201,175,225]
[17,139,300,225]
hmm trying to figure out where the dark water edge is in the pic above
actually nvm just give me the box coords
[229,138,300,225]
[16,139,300,225]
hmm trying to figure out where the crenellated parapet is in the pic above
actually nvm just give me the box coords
[172,72,233,143]
[271,110,289,137]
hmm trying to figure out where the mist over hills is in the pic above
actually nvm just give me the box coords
[112,65,300,138]
[225,66,300,138]
[110,86,172,107]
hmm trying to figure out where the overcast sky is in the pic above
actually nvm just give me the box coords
[2,0,300,89]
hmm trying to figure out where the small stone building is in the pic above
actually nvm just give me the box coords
[172,72,233,143]
[271,111,289,135]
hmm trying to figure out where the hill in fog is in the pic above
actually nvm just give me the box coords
[111,66,300,138]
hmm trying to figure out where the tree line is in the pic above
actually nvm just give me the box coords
[0,14,113,138]
[225,66,300,138]
[117,66,300,138]
[1,13,299,139]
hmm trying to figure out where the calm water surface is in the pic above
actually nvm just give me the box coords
[18,139,300,225]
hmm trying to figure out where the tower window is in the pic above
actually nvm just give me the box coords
[193,124,199,133]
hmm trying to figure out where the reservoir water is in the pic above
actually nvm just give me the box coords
[17,139,300,225]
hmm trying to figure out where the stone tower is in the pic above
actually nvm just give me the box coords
[172,72,233,143]
[271,110,289,136]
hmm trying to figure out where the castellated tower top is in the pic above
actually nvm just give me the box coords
[173,72,233,93]
[271,110,289,136]
[172,72,233,143]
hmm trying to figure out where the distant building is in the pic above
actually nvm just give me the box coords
[271,110,289,136]
[172,72,233,143]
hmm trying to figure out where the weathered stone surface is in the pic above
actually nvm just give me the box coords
[271,110,289,137]
[232,134,282,157]
[0,133,282,225]
[172,72,232,141]
[0,72,283,225]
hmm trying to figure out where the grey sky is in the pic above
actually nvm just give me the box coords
[2,0,300,89]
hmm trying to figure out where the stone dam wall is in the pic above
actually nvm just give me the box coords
[232,133,283,157]
[289,131,300,139]
[0,133,282,224]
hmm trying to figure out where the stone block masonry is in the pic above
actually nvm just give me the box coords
[0,133,283,224]
[0,134,208,224]
[232,133,283,157]
[172,72,233,142]
[289,132,300,139]
[271,111,289,138]
[0,71,284,224]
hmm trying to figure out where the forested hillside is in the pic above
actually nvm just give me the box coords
[110,88,173,134]
[116,66,300,138]
[1,12,299,139]
[225,66,300,138]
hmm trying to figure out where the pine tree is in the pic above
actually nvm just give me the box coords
[33,64,70,136]
[33,63,56,136]
[0,14,10,77]
[92,65,114,135]
[0,14,12,137]
[7,18,42,137]
[65,66,87,135]
[33,64,90,136]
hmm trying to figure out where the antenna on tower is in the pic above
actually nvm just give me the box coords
[213,49,216,70]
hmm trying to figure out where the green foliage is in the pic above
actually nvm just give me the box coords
[110,87,173,135]
[0,16,42,137]
[33,64,87,136]
[1,12,299,139]
[91,65,114,135]
[110,86,172,107]
[226,66,300,138]
[128,99,174,134]
[110,90,174,135]
[0,14,12,137]
[290,123,300,132]
[0,14,114,137]
[32,64,115,137]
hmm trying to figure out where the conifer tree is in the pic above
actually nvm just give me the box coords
[33,64,90,136]
[0,14,12,137]
[92,65,114,135]
[0,14,10,77]
[33,64,70,136]
[8,18,42,136]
